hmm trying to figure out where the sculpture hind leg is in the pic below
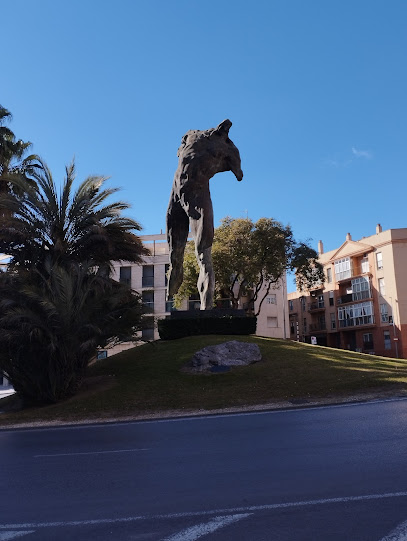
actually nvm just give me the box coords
[190,200,215,310]
[166,197,190,300]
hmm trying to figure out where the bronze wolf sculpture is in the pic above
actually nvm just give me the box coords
[166,119,243,309]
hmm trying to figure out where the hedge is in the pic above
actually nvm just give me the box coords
[157,315,257,340]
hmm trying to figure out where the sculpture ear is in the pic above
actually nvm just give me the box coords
[215,119,232,136]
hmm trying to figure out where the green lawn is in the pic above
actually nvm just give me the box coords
[1,335,407,426]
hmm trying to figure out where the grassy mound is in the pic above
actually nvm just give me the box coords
[1,335,407,426]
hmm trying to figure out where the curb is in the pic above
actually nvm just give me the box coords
[2,392,407,430]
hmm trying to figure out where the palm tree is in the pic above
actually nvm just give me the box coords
[0,159,150,272]
[0,106,31,173]
[0,106,39,203]
[0,264,144,404]
[0,159,151,404]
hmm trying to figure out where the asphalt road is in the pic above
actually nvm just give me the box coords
[2,399,407,540]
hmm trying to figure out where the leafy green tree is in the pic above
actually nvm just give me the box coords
[173,217,324,315]
[0,264,144,404]
[172,240,200,308]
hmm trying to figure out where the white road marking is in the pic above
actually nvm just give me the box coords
[34,448,149,457]
[2,490,407,530]
[0,531,34,540]
[161,514,251,541]
[380,519,407,540]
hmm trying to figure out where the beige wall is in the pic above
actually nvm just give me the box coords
[255,276,290,339]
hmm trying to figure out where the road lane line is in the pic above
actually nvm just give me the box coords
[161,514,251,541]
[34,448,149,457]
[2,490,407,530]
[380,519,407,540]
[0,532,34,540]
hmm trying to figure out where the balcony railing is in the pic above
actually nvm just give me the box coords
[337,290,372,305]
[309,323,327,332]
[188,300,201,311]
[308,302,325,311]
[337,293,353,305]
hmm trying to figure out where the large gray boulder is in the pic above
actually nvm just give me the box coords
[185,340,261,373]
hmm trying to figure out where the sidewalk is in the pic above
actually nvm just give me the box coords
[0,387,15,400]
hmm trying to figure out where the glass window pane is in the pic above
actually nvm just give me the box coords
[120,266,131,285]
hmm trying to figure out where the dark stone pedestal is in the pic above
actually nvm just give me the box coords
[158,309,256,340]
[169,309,247,319]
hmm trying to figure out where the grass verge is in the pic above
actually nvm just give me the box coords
[1,335,407,426]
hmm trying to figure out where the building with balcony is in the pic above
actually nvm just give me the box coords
[109,233,289,354]
[287,225,407,359]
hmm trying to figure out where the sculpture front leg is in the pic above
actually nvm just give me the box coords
[196,246,215,310]
[166,198,190,299]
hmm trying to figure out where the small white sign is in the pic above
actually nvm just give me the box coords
[311,336,317,345]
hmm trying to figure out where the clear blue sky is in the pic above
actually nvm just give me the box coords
[2,1,406,290]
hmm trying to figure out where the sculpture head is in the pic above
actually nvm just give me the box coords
[210,119,243,182]
[177,119,243,182]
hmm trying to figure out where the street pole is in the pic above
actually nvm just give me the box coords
[389,296,399,358]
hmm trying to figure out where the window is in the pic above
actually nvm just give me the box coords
[376,252,383,270]
[165,296,176,312]
[326,267,332,283]
[267,317,278,328]
[317,294,324,308]
[142,327,155,341]
[289,300,294,311]
[361,257,369,273]
[334,257,351,281]
[318,314,326,330]
[119,266,131,285]
[329,291,334,306]
[300,297,306,311]
[338,301,374,327]
[380,303,389,322]
[290,321,295,334]
[363,333,374,350]
[267,294,277,305]
[303,318,307,333]
[378,278,385,296]
[384,331,391,350]
[352,277,371,301]
[165,264,169,287]
[142,265,154,287]
[142,290,154,311]
[330,312,336,330]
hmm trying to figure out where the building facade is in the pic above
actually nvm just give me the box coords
[287,225,407,359]
[110,233,289,353]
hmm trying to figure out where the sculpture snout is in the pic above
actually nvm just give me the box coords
[234,168,243,182]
